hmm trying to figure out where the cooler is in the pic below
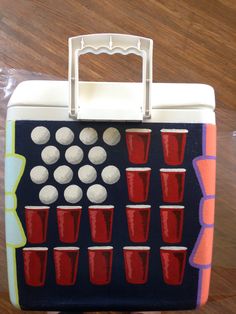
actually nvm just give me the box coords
[5,34,216,311]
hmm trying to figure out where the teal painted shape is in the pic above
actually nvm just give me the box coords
[5,121,14,154]
[5,194,15,210]
[5,156,25,192]
[5,211,26,245]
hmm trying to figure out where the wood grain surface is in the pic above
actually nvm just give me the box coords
[0,0,235,313]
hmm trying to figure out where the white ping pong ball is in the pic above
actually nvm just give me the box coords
[39,185,58,204]
[65,145,84,165]
[88,146,107,165]
[87,184,107,203]
[64,185,83,203]
[56,127,74,145]
[78,165,97,184]
[30,166,49,184]
[41,146,60,165]
[31,126,50,145]
[79,128,98,145]
[54,165,73,184]
[103,127,121,146]
[101,165,120,184]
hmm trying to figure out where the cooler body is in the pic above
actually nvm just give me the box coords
[5,81,216,311]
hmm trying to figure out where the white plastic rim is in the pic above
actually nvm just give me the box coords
[54,247,80,250]
[7,106,216,123]
[123,246,150,250]
[88,246,113,250]
[126,205,151,209]
[160,129,188,133]
[159,205,184,209]
[25,206,50,210]
[126,167,151,171]
[23,247,48,251]
[160,246,187,251]
[126,128,152,133]
[160,168,186,172]
[57,206,82,209]
[89,205,114,209]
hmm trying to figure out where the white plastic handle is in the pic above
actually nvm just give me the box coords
[68,33,153,120]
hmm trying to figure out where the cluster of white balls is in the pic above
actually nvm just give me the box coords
[30,126,121,205]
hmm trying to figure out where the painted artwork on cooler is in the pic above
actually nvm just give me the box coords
[23,247,48,287]
[160,246,187,285]
[88,246,113,285]
[88,205,114,243]
[9,120,215,309]
[126,205,151,243]
[159,205,184,243]
[126,128,151,164]
[21,125,189,287]
[123,246,150,284]
[29,126,122,206]
[160,129,188,165]
[57,206,82,243]
[53,247,79,286]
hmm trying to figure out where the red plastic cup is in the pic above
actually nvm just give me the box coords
[126,129,152,164]
[88,246,113,285]
[123,246,150,284]
[126,167,151,203]
[160,246,187,285]
[88,205,114,243]
[56,206,82,243]
[126,205,151,242]
[161,129,188,165]
[25,206,49,244]
[160,168,186,203]
[53,247,80,286]
[23,247,48,287]
[160,205,184,243]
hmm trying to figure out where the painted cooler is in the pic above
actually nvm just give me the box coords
[5,34,216,311]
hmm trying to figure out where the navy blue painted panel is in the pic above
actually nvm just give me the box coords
[15,121,202,311]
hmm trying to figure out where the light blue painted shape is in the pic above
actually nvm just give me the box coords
[5,156,25,192]
[5,194,15,210]
[5,121,14,154]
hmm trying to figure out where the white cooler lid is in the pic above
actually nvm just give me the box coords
[8,80,215,109]
[7,80,215,124]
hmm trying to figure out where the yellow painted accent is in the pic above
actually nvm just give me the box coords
[5,120,26,309]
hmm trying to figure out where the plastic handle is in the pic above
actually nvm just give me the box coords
[68,33,153,120]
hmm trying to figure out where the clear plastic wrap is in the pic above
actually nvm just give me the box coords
[0,67,58,108]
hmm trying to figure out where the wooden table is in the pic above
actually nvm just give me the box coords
[0,1,235,313]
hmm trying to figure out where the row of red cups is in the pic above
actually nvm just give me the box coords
[25,204,184,244]
[126,128,188,165]
[22,245,187,287]
[126,168,186,203]
[124,204,184,243]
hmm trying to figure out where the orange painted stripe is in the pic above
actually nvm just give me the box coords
[205,124,216,156]
[193,227,214,265]
[202,198,215,225]
[199,268,211,306]
[196,159,216,196]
